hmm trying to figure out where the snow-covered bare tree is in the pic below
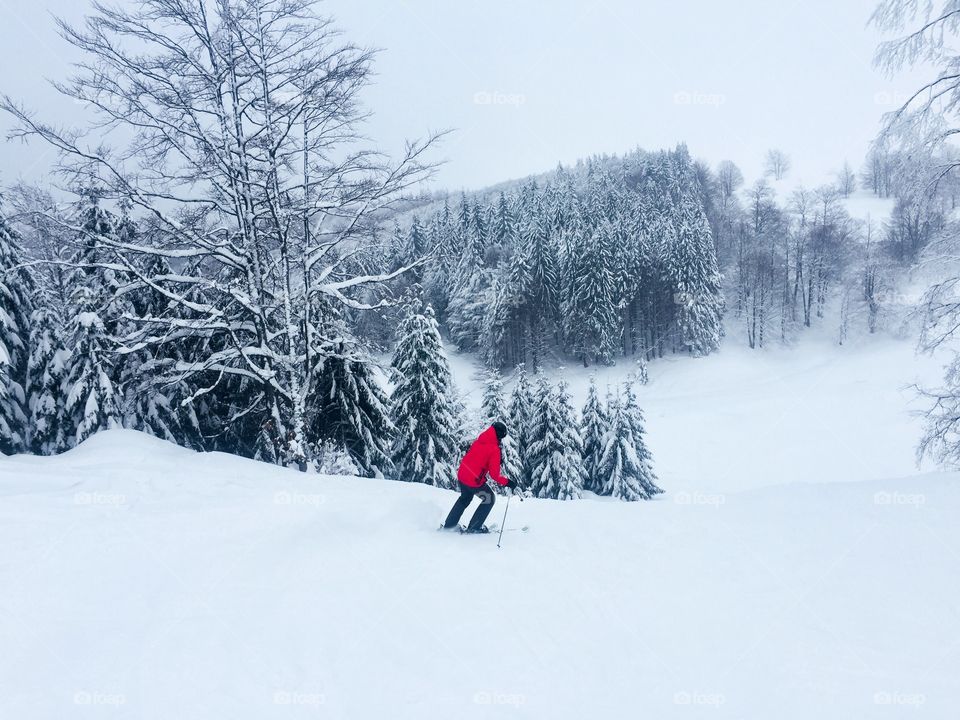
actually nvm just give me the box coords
[1,0,441,465]
[764,149,791,181]
[836,161,858,198]
[870,0,960,463]
[716,160,744,204]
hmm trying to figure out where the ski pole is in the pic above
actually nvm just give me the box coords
[497,492,512,548]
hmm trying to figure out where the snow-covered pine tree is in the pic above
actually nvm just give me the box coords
[480,368,521,482]
[470,200,488,256]
[447,250,493,353]
[254,417,282,465]
[114,251,204,449]
[26,307,70,455]
[517,210,560,369]
[388,221,406,272]
[447,203,494,352]
[580,376,610,494]
[553,379,586,500]
[311,343,393,478]
[423,202,458,319]
[63,287,119,446]
[528,374,584,500]
[126,384,186,445]
[620,382,662,497]
[314,439,361,476]
[389,304,460,487]
[404,216,427,285]
[69,189,117,308]
[0,360,18,455]
[491,191,515,249]
[634,359,650,385]
[563,219,619,367]
[665,189,725,356]
[599,383,662,500]
[483,233,534,368]
[0,200,33,454]
[508,363,536,486]
[481,368,508,421]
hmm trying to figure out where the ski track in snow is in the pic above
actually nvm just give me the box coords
[2,336,959,719]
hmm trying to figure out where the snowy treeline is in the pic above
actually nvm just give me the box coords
[385,146,725,369]
[383,133,957,362]
[1,189,662,499]
[712,149,958,349]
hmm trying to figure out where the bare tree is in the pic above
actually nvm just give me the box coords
[872,0,960,181]
[764,149,791,181]
[716,160,744,204]
[737,180,787,348]
[862,142,895,197]
[1,0,443,465]
[872,0,960,463]
[836,161,857,198]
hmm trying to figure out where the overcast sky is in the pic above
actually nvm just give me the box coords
[0,0,929,193]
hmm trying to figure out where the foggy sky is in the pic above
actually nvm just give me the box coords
[0,0,930,193]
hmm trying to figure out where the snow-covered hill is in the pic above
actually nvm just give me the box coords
[2,344,959,720]
[450,334,944,493]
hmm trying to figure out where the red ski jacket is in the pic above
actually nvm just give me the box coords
[457,426,509,488]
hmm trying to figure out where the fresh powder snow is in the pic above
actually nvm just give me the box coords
[0,337,955,719]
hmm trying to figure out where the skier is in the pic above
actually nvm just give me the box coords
[443,421,518,533]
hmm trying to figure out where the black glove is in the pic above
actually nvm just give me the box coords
[506,478,518,490]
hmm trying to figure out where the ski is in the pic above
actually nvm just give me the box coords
[437,523,529,534]
[457,523,530,534]
[458,524,487,534]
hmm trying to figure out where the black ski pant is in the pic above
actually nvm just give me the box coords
[444,481,495,530]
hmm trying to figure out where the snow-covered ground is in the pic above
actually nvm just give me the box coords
[2,337,959,719]
[451,333,944,493]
